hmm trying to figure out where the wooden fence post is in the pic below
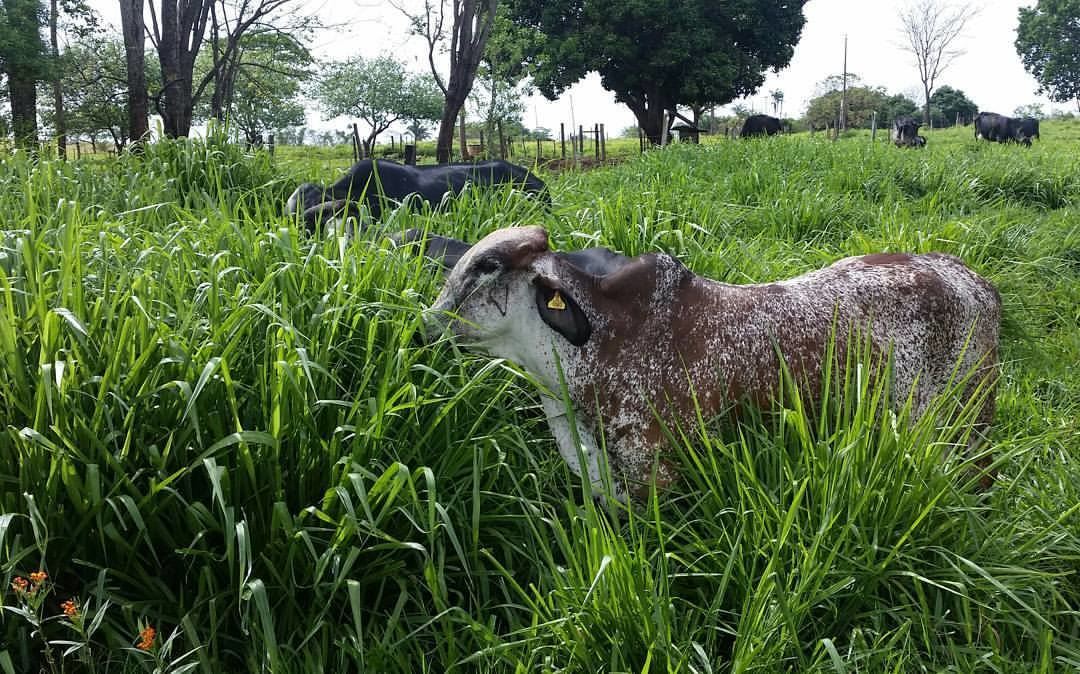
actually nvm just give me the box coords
[599,123,606,161]
[268,133,275,157]
[404,144,417,165]
[594,123,600,160]
[560,123,566,159]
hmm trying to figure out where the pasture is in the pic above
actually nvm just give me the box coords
[1,124,1078,672]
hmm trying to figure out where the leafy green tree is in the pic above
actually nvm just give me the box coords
[468,8,535,151]
[194,32,311,146]
[1014,103,1045,119]
[0,0,48,147]
[928,85,977,126]
[881,93,920,124]
[1016,0,1080,112]
[42,36,130,150]
[227,35,309,147]
[315,55,443,151]
[509,0,808,144]
[805,85,887,129]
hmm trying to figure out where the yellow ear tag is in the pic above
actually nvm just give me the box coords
[547,291,567,310]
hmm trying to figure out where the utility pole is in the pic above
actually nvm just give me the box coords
[840,34,848,131]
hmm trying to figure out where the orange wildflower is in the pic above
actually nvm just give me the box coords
[11,577,28,594]
[137,625,156,651]
[61,599,79,618]
[29,571,47,584]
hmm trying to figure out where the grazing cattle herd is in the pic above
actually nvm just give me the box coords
[287,114,1014,499]
[974,111,1040,146]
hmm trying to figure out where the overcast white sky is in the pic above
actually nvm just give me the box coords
[89,0,1059,135]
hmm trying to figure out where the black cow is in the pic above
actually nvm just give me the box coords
[389,228,631,276]
[1018,117,1040,143]
[891,116,926,147]
[975,112,1035,147]
[740,114,783,138]
[287,159,548,232]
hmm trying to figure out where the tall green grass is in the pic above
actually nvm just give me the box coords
[1,125,1078,672]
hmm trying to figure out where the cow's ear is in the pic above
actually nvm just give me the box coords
[534,279,591,346]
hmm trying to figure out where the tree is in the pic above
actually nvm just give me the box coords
[119,0,149,148]
[770,89,784,117]
[898,0,976,126]
[805,85,887,129]
[45,0,98,158]
[928,84,976,126]
[1014,103,1045,119]
[468,8,535,152]
[881,93,920,124]
[1016,0,1080,112]
[42,36,133,150]
[510,0,808,145]
[205,32,310,146]
[0,0,48,148]
[143,0,310,139]
[315,55,443,152]
[396,0,499,162]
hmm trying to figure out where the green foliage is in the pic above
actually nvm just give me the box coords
[509,0,808,139]
[41,34,134,148]
[2,125,1080,671]
[226,33,312,146]
[881,93,920,124]
[806,85,887,129]
[315,55,442,148]
[1016,0,1080,106]
[1015,103,1047,119]
[0,0,48,143]
[929,85,978,127]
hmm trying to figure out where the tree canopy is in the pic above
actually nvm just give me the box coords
[508,0,808,144]
[315,55,443,150]
[805,85,887,129]
[928,85,977,126]
[1016,0,1080,111]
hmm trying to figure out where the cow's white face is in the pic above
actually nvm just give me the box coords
[425,226,593,385]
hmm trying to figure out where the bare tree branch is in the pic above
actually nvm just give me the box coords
[899,0,976,126]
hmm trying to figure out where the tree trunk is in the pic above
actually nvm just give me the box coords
[923,84,932,127]
[50,0,65,159]
[120,0,149,150]
[435,93,467,163]
[626,99,668,146]
[458,107,468,160]
[155,0,211,138]
[9,72,38,149]
[2,0,44,150]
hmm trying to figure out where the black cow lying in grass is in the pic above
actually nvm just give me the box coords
[286,159,548,233]
[891,116,926,147]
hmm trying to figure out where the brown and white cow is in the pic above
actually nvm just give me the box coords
[425,226,1001,501]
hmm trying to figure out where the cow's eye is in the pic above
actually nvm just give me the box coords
[473,257,500,275]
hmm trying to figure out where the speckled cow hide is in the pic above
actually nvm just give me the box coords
[426,226,1001,501]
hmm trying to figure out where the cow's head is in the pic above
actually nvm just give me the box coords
[286,182,328,217]
[424,227,593,361]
